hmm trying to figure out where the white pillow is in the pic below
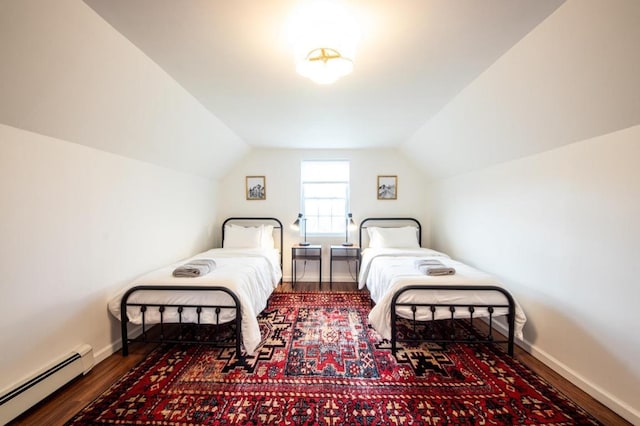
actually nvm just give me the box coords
[226,224,275,249]
[261,225,275,249]
[224,225,262,248]
[368,226,419,248]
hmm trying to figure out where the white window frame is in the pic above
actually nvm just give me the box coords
[300,160,350,236]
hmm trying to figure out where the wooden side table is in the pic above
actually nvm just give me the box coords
[329,245,360,290]
[291,245,322,289]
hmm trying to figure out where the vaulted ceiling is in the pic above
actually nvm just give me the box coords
[84,0,565,149]
[3,1,638,181]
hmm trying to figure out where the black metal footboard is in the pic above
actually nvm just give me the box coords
[390,285,516,356]
[120,285,243,360]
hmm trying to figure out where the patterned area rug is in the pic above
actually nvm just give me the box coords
[68,292,600,425]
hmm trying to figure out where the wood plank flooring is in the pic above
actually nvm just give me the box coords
[9,282,630,425]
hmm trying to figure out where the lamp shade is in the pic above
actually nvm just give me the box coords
[348,213,357,230]
[296,48,354,85]
[289,0,360,84]
[291,213,303,230]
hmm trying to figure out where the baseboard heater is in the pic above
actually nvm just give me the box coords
[0,344,94,424]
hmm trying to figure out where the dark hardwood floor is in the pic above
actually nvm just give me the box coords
[9,282,630,425]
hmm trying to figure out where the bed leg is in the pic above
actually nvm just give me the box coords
[508,312,516,356]
[121,320,129,356]
[235,306,246,366]
[236,326,243,361]
[391,306,398,355]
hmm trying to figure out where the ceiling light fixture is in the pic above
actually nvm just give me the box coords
[288,1,360,85]
[296,47,353,85]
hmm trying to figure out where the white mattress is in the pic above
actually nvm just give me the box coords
[108,248,282,355]
[358,248,526,341]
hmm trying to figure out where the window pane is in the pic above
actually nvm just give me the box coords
[304,183,346,198]
[306,217,318,233]
[305,199,322,215]
[317,216,332,233]
[301,160,350,235]
[331,199,346,214]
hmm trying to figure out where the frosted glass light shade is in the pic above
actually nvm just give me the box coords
[288,0,359,84]
[296,48,354,85]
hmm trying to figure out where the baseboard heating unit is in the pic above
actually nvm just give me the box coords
[0,344,94,424]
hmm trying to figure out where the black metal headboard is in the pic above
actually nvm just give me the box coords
[221,217,283,270]
[359,217,422,248]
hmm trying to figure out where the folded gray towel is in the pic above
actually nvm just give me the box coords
[173,258,216,277]
[415,258,456,276]
[422,266,456,276]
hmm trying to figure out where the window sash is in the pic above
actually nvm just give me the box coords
[301,161,350,235]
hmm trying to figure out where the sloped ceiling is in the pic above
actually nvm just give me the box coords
[7,1,636,182]
[0,0,248,180]
[84,0,564,150]
[402,0,640,180]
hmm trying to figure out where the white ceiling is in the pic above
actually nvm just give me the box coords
[84,0,565,150]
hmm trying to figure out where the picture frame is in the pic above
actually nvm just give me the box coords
[246,176,266,200]
[377,175,397,200]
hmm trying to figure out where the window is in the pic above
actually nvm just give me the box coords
[301,160,350,235]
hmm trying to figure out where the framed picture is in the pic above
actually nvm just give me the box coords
[377,175,397,200]
[246,176,266,200]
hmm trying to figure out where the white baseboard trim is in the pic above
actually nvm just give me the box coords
[492,322,639,424]
[93,324,143,365]
[94,342,119,365]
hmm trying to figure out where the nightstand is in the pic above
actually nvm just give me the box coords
[329,245,360,290]
[291,245,322,289]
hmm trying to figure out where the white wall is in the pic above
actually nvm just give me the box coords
[218,148,430,282]
[0,124,218,394]
[402,0,640,180]
[400,1,640,421]
[429,126,640,423]
[0,0,235,404]
[0,0,248,180]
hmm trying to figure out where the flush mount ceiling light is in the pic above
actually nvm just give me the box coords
[288,1,360,85]
[296,47,353,85]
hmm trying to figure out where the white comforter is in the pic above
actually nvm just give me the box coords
[358,248,526,341]
[108,248,282,355]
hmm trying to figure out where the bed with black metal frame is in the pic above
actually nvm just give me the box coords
[115,217,283,363]
[359,217,524,356]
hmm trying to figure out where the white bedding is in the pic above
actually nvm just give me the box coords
[108,248,282,355]
[358,248,526,341]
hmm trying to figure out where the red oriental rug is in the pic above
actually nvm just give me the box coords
[67,292,600,425]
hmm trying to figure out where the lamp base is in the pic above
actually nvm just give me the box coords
[299,241,311,246]
[341,242,354,246]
